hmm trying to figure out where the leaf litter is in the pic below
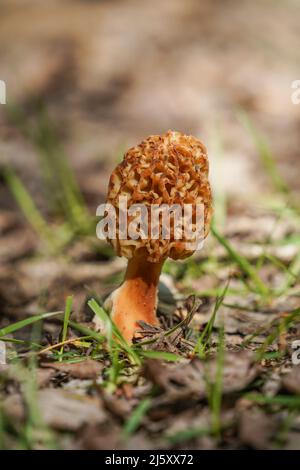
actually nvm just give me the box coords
[1,16,300,446]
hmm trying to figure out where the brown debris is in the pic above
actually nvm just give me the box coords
[282,366,300,395]
[40,359,104,380]
[238,407,276,449]
[3,389,106,431]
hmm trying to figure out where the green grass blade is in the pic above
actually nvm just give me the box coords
[122,398,151,438]
[88,298,141,365]
[3,167,58,249]
[212,224,269,296]
[8,103,92,234]
[106,349,123,392]
[194,280,229,358]
[0,311,63,338]
[68,320,105,343]
[167,426,211,445]
[138,350,183,362]
[209,326,225,438]
[210,122,227,231]
[238,111,289,195]
[281,250,300,292]
[16,361,57,449]
[0,338,42,349]
[255,306,300,360]
[59,296,73,360]
[245,393,300,409]
[88,299,112,350]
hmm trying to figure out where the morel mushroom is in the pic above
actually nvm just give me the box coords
[101,130,212,342]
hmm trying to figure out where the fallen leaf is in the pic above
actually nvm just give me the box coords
[3,389,106,431]
[0,229,36,264]
[36,368,56,388]
[40,359,103,380]
[283,431,300,450]
[144,358,206,402]
[75,423,121,450]
[208,350,258,393]
[145,351,258,404]
[282,366,300,394]
[238,407,276,449]
[0,211,19,234]
[216,307,277,336]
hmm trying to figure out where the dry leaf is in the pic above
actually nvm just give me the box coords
[282,366,300,394]
[3,389,106,431]
[238,407,276,449]
[145,351,258,404]
[208,351,258,393]
[40,359,103,380]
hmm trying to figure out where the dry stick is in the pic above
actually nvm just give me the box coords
[38,336,90,356]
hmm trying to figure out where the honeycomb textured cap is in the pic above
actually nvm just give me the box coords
[106,130,212,262]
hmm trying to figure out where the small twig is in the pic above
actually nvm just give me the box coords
[37,336,91,355]
[135,295,201,347]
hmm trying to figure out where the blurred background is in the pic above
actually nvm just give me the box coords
[0,0,300,451]
[1,0,299,204]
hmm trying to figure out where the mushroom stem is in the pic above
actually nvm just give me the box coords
[109,251,164,342]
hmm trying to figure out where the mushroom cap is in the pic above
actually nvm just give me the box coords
[106,130,212,262]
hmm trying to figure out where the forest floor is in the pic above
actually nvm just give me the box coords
[0,0,300,450]
[1,110,300,449]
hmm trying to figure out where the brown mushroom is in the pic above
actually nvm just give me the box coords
[100,130,212,342]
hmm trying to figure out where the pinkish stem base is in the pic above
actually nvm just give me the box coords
[110,252,163,342]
